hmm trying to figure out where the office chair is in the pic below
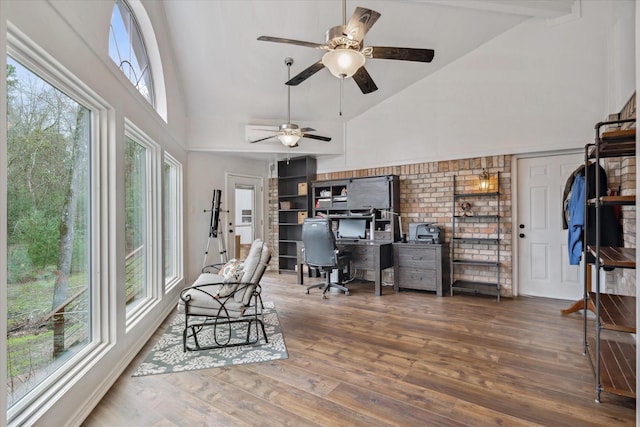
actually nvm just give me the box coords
[302,218,352,298]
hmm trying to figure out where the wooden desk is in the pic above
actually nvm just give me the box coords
[297,240,394,296]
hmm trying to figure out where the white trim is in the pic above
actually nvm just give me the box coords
[123,119,162,330]
[6,25,115,426]
[163,151,184,293]
[0,0,9,418]
[125,0,167,122]
[225,173,266,257]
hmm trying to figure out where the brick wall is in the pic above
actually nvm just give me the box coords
[268,152,636,298]
[267,177,279,271]
[603,156,636,295]
[269,155,514,296]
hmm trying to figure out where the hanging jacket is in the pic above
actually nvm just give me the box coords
[567,174,585,265]
[562,164,585,230]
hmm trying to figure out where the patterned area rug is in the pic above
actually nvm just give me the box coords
[132,301,287,377]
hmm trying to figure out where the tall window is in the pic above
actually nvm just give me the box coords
[124,135,149,311]
[109,0,154,106]
[124,121,160,320]
[163,154,182,291]
[6,56,92,408]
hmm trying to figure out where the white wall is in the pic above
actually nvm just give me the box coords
[185,152,269,282]
[318,0,636,173]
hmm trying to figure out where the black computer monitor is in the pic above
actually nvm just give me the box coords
[337,218,367,239]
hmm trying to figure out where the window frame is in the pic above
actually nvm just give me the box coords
[108,0,167,122]
[6,26,114,425]
[109,0,155,106]
[123,120,162,329]
[163,152,183,293]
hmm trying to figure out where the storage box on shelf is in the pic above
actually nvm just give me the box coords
[583,121,636,402]
[450,172,501,300]
[278,157,316,273]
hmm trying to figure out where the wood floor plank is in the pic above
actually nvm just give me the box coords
[82,273,635,426]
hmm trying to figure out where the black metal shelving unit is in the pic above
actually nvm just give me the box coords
[582,121,636,402]
[451,173,501,300]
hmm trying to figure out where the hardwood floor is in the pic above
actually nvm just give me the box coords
[82,272,636,426]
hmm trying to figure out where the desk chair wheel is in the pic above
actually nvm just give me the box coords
[306,290,310,294]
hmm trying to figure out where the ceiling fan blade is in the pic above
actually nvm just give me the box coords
[345,7,381,43]
[352,66,378,94]
[369,46,435,63]
[249,135,278,143]
[257,36,325,49]
[286,60,325,86]
[302,134,332,142]
[299,127,316,133]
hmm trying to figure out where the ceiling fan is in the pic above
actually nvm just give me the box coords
[249,57,332,148]
[258,0,435,94]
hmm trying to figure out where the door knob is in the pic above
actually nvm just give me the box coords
[519,224,525,229]
[519,233,525,238]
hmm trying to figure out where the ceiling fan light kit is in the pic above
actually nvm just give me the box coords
[277,123,302,147]
[322,47,365,79]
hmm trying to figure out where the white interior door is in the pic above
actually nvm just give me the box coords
[226,173,263,259]
[517,153,584,299]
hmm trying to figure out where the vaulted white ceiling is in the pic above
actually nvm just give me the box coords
[162,0,577,150]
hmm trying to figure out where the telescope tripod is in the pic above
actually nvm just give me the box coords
[202,189,228,269]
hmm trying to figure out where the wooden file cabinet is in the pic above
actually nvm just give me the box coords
[393,243,449,296]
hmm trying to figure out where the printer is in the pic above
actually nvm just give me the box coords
[409,223,443,244]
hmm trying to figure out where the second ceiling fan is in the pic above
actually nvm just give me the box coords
[250,57,331,148]
[258,0,435,94]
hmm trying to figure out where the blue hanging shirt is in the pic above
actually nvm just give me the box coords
[567,174,585,265]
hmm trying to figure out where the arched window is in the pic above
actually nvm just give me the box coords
[109,0,155,106]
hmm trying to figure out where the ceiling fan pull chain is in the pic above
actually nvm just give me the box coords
[339,79,343,117]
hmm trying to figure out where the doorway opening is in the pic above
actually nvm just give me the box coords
[226,174,264,259]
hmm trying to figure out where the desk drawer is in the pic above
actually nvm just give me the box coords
[398,268,437,291]
[397,246,436,268]
[351,246,375,269]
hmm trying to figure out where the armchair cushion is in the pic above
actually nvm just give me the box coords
[181,283,251,317]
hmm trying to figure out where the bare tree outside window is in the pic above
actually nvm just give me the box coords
[6,57,91,407]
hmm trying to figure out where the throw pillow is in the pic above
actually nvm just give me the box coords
[218,267,243,298]
[220,259,244,280]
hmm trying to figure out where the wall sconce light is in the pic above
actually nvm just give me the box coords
[479,168,490,191]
